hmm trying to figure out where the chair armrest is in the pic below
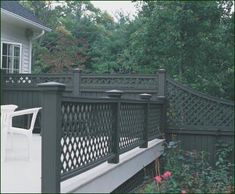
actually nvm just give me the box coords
[11,107,42,117]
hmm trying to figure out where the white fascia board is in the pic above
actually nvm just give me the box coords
[62,139,165,193]
[1,8,52,32]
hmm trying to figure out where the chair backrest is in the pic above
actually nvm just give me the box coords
[1,105,18,110]
[11,107,42,132]
[29,108,41,132]
[1,105,18,130]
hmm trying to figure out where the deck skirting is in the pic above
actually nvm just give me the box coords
[61,138,164,193]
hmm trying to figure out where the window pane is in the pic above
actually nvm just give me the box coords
[1,43,21,74]
[7,57,11,69]
[8,45,13,56]
[13,69,19,73]
[14,58,19,69]
[2,69,7,74]
[14,46,20,57]
[8,57,13,70]
[2,56,7,68]
[2,43,7,55]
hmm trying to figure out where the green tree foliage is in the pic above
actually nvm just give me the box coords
[20,1,234,100]
[39,26,80,73]
[131,1,234,99]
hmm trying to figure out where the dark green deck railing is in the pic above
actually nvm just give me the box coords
[165,77,234,163]
[2,69,162,133]
[2,69,159,99]
[1,68,234,193]
[38,82,165,193]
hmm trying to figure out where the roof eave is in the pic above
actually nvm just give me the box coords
[1,8,52,32]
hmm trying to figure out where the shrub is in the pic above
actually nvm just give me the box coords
[135,141,234,193]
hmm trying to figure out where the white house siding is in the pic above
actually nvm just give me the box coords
[1,21,31,73]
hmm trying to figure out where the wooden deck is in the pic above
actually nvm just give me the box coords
[1,134,41,193]
[1,133,164,193]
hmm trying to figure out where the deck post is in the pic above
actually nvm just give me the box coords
[38,82,65,193]
[158,69,166,97]
[158,96,167,135]
[158,69,167,137]
[72,68,81,96]
[139,93,152,148]
[106,90,123,164]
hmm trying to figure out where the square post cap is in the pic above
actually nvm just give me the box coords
[139,93,152,100]
[105,89,123,99]
[73,68,82,73]
[157,96,166,102]
[37,82,66,91]
[158,69,166,73]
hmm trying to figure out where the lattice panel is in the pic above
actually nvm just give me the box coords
[166,79,234,129]
[3,74,73,87]
[148,104,161,139]
[81,75,158,90]
[61,102,113,177]
[119,103,145,152]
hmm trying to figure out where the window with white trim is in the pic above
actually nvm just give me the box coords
[1,42,21,73]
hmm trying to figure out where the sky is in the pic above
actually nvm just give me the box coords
[53,1,234,19]
[90,1,138,18]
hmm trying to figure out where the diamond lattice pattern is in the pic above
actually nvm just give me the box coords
[148,104,161,139]
[61,102,112,175]
[119,103,145,152]
[166,79,234,129]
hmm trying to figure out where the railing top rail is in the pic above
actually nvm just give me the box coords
[62,96,117,103]
[81,74,157,78]
[62,95,162,104]
[3,73,73,76]
[166,77,234,106]
[3,73,156,77]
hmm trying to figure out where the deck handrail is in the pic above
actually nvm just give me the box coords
[38,82,165,193]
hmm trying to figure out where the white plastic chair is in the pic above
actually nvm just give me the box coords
[9,107,42,160]
[1,105,18,162]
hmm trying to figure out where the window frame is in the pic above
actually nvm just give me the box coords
[1,41,22,73]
